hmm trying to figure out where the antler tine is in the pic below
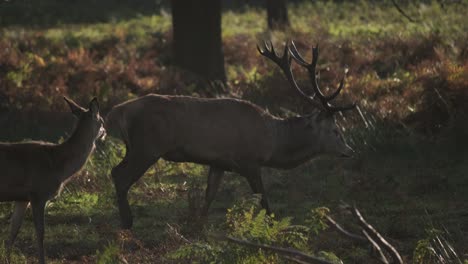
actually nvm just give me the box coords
[282,41,293,66]
[258,40,323,108]
[326,68,356,111]
[290,43,330,101]
[289,41,357,113]
[327,77,345,101]
[326,76,356,112]
[289,41,309,67]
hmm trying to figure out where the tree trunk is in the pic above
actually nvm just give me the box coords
[267,0,290,30]
[171,0,226,83]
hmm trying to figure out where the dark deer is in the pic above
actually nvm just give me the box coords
[0,97,105,264]
[106,41,356,229]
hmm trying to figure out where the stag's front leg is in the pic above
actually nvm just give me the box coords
[112,151,159,229]
[242,166,271,214]
[6,201,29,254]
[202,166,224,216]
[31,198,47,264]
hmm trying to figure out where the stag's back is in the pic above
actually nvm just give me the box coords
[105,94,275,165]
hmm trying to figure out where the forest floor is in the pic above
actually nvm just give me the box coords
[1,1,468,263]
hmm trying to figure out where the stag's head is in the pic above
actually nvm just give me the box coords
[64,97,106,141]
[306,111,354,157]
[258,41,356,157]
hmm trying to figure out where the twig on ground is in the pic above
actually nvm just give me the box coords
[216,235,335,264]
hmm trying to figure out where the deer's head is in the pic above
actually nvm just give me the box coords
[64,97,106,141]
[258,41,356,158]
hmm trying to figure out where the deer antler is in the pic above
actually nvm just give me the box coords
[257,41,324,110]
[289,41,356,113]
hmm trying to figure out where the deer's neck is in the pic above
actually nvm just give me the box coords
[266,117,321,169]
[56,119,97,182]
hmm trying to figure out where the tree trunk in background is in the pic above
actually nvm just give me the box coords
[267,0,290,30]
[171,0,226,83]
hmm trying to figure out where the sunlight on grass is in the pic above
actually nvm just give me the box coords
[2,1,465,46]
[0,241,27,264]
[222,8,266,37]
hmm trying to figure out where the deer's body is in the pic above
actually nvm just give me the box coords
[109,42,356,230]
[127,95,272,167]
[107,95,325,171]
[0,98,105,264]
[107,93,352,229]
[0,139,95,202]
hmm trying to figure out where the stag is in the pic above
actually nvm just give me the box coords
[0,97,106,264]
[106,41,356,229]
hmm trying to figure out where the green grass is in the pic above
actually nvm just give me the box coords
[2,1,467,48]
[1,125,467,262]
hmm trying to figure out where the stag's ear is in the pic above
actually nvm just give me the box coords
[88,97,100,115]
[64,96,85,117]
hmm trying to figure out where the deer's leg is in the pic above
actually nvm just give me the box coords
[112,153,158,229]
[31,198,47,264]
[242,167,271,214]
[6,201,28,252]
[202,166,224,216]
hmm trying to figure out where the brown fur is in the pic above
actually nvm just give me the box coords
[0,97,105,264]
[106,94,353,229]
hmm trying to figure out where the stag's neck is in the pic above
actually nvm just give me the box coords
[266,117,321,169]
[56,119,96,182]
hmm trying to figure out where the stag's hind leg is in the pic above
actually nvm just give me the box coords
[202,167,224,216]
[112,150,159,229]
[6,202,28,257]
[31,198,47,264]
[242,167,271,214]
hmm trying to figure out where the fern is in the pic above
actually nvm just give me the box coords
[169,195,332,263]
[413,228,463,264]
[96,241,121,264]
[305,207,330,236]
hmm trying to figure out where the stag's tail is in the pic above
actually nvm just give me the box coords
[105,106,130,148]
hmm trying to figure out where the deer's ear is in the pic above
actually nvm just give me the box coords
[64,96,85,117]
[89,97,100,114]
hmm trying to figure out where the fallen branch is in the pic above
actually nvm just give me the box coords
[217,235,335,264]
[214,204,404,264]
[166,223,191,245]
[325,215,367,243]
[352,208,404,264]
[323,203,404,264]
[362,230,390,264]
[326,214,394,263]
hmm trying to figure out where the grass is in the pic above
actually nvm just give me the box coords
[0,131,467,262]
[1,0,468,263]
